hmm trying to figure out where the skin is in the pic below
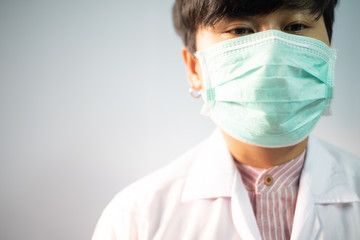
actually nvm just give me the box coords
[181,7,331,168]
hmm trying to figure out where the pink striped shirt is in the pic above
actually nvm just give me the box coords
[235,151,306,240]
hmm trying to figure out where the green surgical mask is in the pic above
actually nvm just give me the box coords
[196,30,336,148]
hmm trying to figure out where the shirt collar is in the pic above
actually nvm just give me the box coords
[235,151,306,194]
[181,128,236,202]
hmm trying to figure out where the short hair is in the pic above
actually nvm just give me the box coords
[172,0,339,53]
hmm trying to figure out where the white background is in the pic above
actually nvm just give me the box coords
[0,0,359,239]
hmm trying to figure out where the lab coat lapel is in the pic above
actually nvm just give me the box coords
[291,136,332,239]
[181,129,262,239]
[291,135,359,239]
[232,170,262,240]
[182,129,235,201]
[290,170,321,239]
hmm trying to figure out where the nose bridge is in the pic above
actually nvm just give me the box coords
[257,16,282,32]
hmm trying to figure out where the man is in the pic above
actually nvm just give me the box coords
[93,0,360,239]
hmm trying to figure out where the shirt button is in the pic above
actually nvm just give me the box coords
[264,175,273,186]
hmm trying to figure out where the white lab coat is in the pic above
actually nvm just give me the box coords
[92,129,360,240]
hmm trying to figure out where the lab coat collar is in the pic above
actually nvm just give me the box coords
[181,129,262,239]
[291,135,360,239]
[302,135,360,204]
[181,129,236,202]
[182,131,360,204]
[181,130,360,240]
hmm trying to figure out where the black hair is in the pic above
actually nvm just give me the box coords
[173,0,339,53]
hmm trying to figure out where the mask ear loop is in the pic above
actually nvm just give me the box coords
[189,88,201,99]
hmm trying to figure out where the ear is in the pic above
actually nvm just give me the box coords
[181,47,203,91]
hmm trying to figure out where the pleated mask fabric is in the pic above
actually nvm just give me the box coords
[196,30,336,148]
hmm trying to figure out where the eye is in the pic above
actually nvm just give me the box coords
[284,23,307,33]
[227,27,254,36]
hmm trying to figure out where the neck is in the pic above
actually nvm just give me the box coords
[220,130,308,169]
